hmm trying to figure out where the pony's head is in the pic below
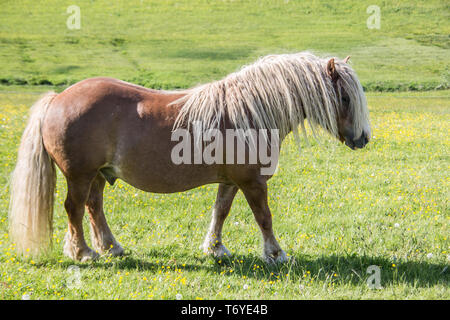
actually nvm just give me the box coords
[172,52,371,152]
[325,56,371,150]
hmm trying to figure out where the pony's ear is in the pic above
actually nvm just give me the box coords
[326,58,338,81]
[343,55,351,63]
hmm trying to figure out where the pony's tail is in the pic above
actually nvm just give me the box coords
[9,92,57,257]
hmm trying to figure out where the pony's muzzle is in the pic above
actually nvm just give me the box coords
[347,131,369,150]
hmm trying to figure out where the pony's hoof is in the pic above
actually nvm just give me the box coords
[80,250,100,262]
[264,250,288,264]
[202,242,231,258]
[106,242,125,257]
[63,233,99,262]
[64,246,99,262]
[213,244,231,258]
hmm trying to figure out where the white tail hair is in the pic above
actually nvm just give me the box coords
[9,92,57,257]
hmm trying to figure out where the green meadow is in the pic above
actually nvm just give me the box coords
[0,0,449,90]
[0,0,449,299]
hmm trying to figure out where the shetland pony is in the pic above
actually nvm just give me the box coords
[9,52,370,262]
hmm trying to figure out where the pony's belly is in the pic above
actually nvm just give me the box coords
[112,162,223,193]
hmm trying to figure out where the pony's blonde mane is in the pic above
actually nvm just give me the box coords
[173,52,369,141]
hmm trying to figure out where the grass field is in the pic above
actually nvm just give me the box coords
[0,0,449,90]
[0,89,448,299]
[0,0,449,300]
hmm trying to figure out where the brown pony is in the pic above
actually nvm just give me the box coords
[9,52,370,262]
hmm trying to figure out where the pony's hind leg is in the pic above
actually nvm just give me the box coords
[86,174,124,256]
[240,180,288,264]
[202,183,238,258]
[63,177,99,262]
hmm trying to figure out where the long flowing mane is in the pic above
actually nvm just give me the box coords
[172,52,369,141]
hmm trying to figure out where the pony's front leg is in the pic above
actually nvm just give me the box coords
[240,180,288,264]
[202,183,238,258]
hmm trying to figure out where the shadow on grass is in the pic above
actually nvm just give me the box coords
[212,252,449,288]
[58,249,449,288]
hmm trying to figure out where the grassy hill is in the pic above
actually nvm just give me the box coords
[0,0,449,90]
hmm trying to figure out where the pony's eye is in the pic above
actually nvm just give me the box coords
[342,97,351,110]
